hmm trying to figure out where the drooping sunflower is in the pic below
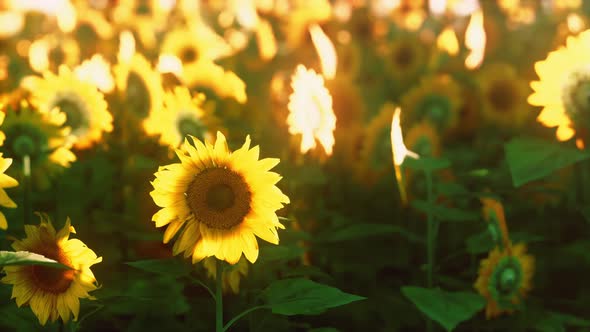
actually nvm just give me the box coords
[150,132,290,264]
[114,53,164,123]
[474,243,534,319]
[144,86,218,149]
[0,102,75,190]
[0,154,18,230]
[1,214,102,325]
[477,63,530,129]
[29,65,112,150]
[203,256,248,294]
[529,29,590,141]
[401,75,462,135]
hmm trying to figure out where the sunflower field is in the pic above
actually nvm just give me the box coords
[1,0,590,331]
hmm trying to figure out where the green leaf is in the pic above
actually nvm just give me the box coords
[0,251,72,269]
[258,245,305,264]
[125,259,191,278]
[318,223,423,244]
[401,286,485,332]
[505,137,590,187]
[403,157,451,172]
[534,311,590,332]
[263,278,365,316]
[411,200,479,222]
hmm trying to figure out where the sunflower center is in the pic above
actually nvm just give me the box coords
[490,256,523,300]
[488,79,516,112]
[186,168,252,229]
[126,72,151,118]
[394,44,414,67]
[6,124,46,160]
[177,116,206,141]
[55,98,90,133]
[29,245,75,294]
[180,47,198,63]
[49,47,65,66]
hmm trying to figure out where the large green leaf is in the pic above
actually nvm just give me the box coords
[125,258,191,278]
[263,278,365,316]
[505,137,589,187]
[401,286,485,331]
[0,251,72,269]
[411,200,479,222]
[318,223,423,244]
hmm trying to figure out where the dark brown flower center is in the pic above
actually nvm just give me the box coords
[29,245,75,294]
[488,79,517,112]
[180,47,198,63]
[186,167,251,229]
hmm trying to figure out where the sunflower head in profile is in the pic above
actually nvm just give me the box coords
[385,36,427,82]
[114,53,164,123]
[529,29,590,141]
[477,63,530,129]
[474,243,534,319]
[0,153,18,230]
[0,101,75,190]
[144,86,218,149]
[203,256,248,294]
[150,132,290,264]
[401,75,462,135]
[29,65,112,150]
[1,214,102,325]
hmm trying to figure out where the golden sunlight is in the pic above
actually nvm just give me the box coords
[436,26,459,56]
[465,8,486,69]
[309,24,338,80]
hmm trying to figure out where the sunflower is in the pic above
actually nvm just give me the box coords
[287,65,336,156]
[112,0,171,50]
[282,0,332,49]
[404,122,441,158]
[384,36,427,82]
[528,29,590,141]
[401,75,462,135]
[474,243,534,319]
[0,154,18,230]
[390,0,427,31]
[1,101,75,190]
[29,65,112,150]
[28,36,80,74]
[477,63,530,129]
[358,104,395,184]
[150,132,290,264]
[144,86,218,149]
[114,53,164,125]
[1,214,102,325]
[203,256,248,294]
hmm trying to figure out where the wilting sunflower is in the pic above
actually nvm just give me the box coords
[401,75,462,135]
[1,102,75,190]
[150,132,290,264]
[144,86,218,149]
[477,63,530,129]
[0,154,18,230]
[529,29,590,141]
[29,65,112,150]
[203,256,248,294]
[114,53,164,123]
[1,214,102,325]
[475,243,534,319]
[287,65,336,155]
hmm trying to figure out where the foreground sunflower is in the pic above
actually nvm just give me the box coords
[1,214,102,325]
[474,243,534,319]
[529,29,590,141]
[150,132,290,264]
[203,256,248,294]
[0,154,18,230]
[30,65,112,149]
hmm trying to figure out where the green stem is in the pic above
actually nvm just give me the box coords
[215,259,224,332]
[425,169,436,332]
[223,305,268,331]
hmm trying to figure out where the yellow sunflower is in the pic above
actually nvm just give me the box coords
[112,0,171,49]
[203,256,248,294]
[28,36,80,74]
[1,214,102,325]
[529,29,590,141]
[1,101,75,190]
[474,243,534,319]
[282,0,332,49]
[114,53,164,124]
[477,63,530,129]
[401,75,462,135]
[287,65,336,156]
[30,65,112,150]
[150,132,290,264]
[144,86,218,149]
[0,154,18,230]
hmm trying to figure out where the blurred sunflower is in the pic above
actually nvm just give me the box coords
[529,29,590,141]
[401,75,462,135]
[282,0,332,49]
[72,2,114,55]
[28,35,80,74]
[404,122,441,158]
[30,66,112,150]
[112,0,171,49]
[144,86,218,149]
[358,103,395,183]
[1,102,75,190]
[150,132,290,264]
[287,65,336,155]
[203,256,248,294]
[384,36,427,82]
[477,63,529,129]
[0,154,18,230]
[390,0,427,31]
[335,40,362,79]
[475,243,534,319]
[114,53,163,123]
[1,214,102,325]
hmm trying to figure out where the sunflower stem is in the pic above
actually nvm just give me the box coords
[215,259,224,332]
[425,169,436,332]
